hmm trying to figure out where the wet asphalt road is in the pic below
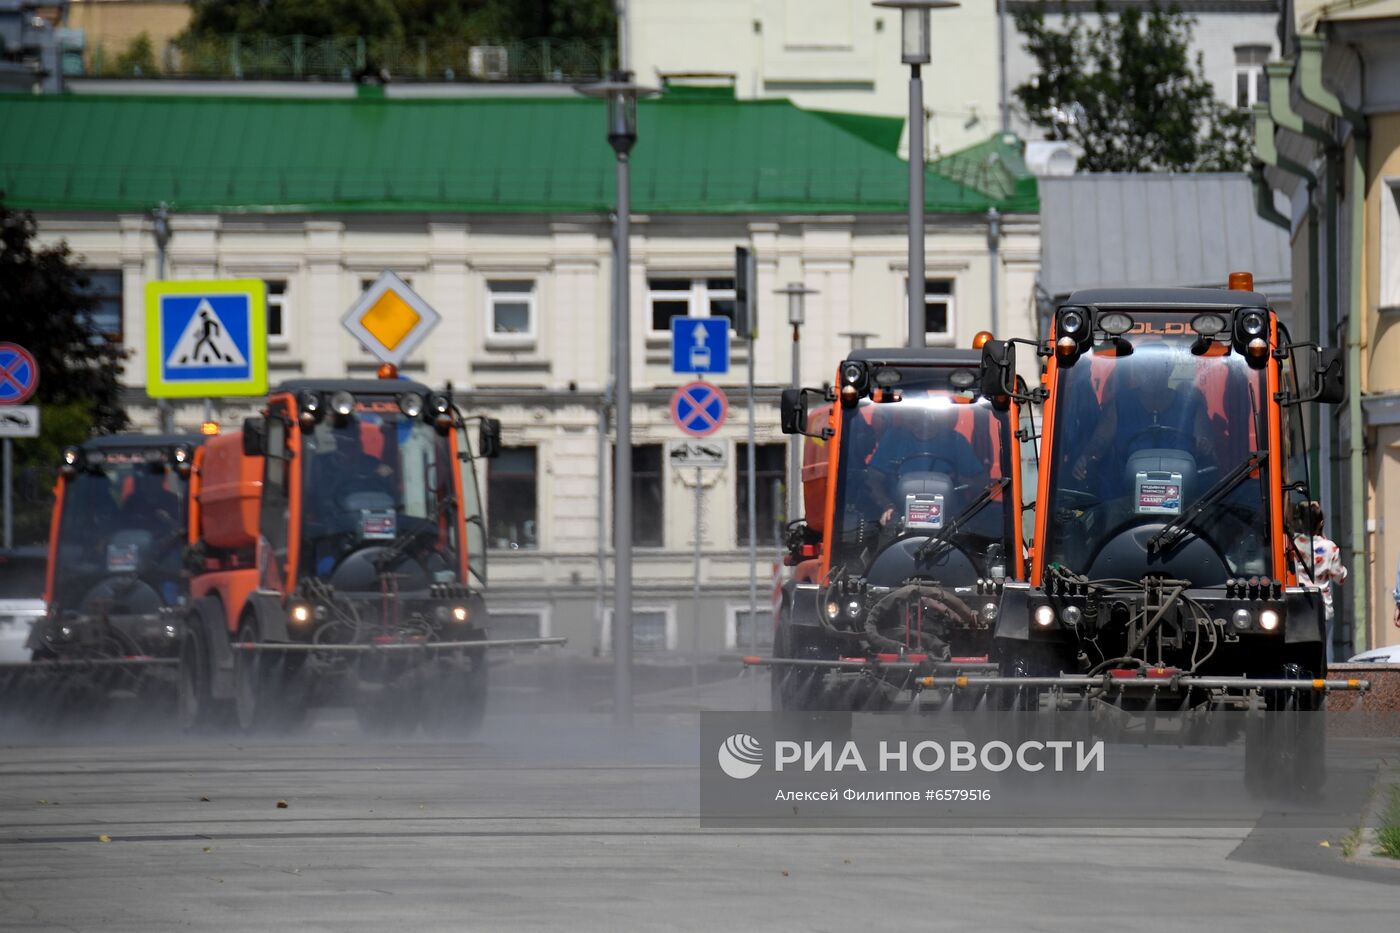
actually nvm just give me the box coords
[1,663,1398,931]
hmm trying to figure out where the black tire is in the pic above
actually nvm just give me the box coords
[235,621,305,734]
[420,651,488,738]
[769,625,823,712]
[178,629,233,733]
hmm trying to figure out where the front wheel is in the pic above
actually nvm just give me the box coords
[420,651,488,738]
[178,629,232,733]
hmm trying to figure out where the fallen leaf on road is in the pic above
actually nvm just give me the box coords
[199,795,210,802]
[202,847,212,853]
[1319,840,1331,848]
[781,870,790,877]
[97,834,112,843]
[276,800,289,809]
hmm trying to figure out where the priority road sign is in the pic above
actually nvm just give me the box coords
[0,343,38,405]
[670,381,728,437]
[146,280,267,398]
[342,271,441,366]
[671,317,730,375]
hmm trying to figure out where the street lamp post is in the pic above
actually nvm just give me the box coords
[873,0,959,349]
[774,282,817,525]
[152,204,174,433]
[577,71,659,728]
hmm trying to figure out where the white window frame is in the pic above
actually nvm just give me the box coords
[646,275,738,335]
[903,276,957,345]
[725,603,777,651]
[1381,178,1400,313]
[602,604,677,653]
[265,278,290,350]
[1233,45,1270,110]
[484,278,538,348]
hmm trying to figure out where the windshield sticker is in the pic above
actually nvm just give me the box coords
[904,493,945,531]
[106,543,140,572]
[361,509,397,540]
[1135,474,1183,515]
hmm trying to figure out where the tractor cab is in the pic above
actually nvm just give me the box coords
[762,345,1028,710]
[239,379,495,606]
[990,281,1358,730]
[34,434,202,661]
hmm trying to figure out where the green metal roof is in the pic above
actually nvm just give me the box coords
[0,91,1037,215]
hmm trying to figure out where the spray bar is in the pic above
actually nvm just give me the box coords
[231,636,567,653]
[743,656,999,674]
[913,674,1369,692]
[0,657,178,670]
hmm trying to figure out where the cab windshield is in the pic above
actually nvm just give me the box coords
[829,367,1015,575]
[1043,317,1270,580]
[299,409,460,577]
[52,455,186,606]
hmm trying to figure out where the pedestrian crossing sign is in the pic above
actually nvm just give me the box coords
[145,279,267,398]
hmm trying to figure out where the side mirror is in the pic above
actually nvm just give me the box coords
[241,417,267,457]
[478,418,503,459]
[781,388,833,438]
[979,339,1016,401]
[1314,348,1344,405]
[780,388,806,435]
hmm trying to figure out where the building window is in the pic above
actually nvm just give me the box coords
[79,269,123,341]
[905,278,955,341]
[265,280,288,346]
[604,607,675,653]
[487,608,549,642]
[486,279,536,345]
[1234,45,1270,109]
[488,446,538,550]
[727,605,775,651]
[924,279,954,338]
[648,276,737,333]
[737,443,788,547]
[614,444,665,547]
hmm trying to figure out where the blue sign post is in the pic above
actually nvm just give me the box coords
[145,279,267,398]
[670,318,730,375]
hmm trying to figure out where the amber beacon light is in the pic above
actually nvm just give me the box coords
[1228,271,1254,292]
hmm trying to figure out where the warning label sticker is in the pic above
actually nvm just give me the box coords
[1136,475,1183,515]
[905,493,945,531]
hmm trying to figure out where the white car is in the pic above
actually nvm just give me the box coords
[1346,644,1400,663]
[0,548,47,664]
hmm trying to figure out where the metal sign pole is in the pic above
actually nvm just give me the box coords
[2,438,11,548]
[613,149,635,728]
[691,465,702,700]
[745,320,758,652]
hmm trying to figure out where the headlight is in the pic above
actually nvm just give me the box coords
[399,392,424,418]
[297,389,321,416]
[1191,312,1227,337]
[330,391,355,417]
[1239,310,1266,337]
[172,445,191,465]
[1098,311,1134,336]
[1061,605,1082,627]
[60,446,81,474]
[980,602,999,623]
[845,599,862,619]
[452,606,469,623]
[289,602,313,624]
[1034,605,1055,627]
[426,393,451,417]
[1059,309,1085,336]
[1259,609,1280,632]
[841,362,863,385]
[825,600,841,621]
[1231,609,1252,631]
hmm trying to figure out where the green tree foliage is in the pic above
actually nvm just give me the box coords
[114,32,159,76]
[185,0,616,41]
[0,199,128,544]
[1014,1,1251,172]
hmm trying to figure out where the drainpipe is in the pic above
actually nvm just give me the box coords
[1265,61,1336,550]
[1250,160,1291,230]
[1293,34,1369,653]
